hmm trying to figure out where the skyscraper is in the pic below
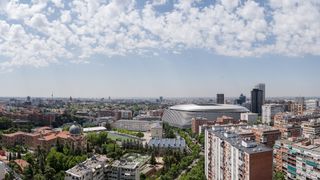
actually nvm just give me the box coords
[251,88,263,115]
[216,94,224,104]
[255,83,265,104]
[235,93,246,105]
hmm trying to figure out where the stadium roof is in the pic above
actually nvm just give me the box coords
[170,104,249,112]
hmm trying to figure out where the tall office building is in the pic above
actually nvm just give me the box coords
[251,89,263,115]
[235,93,246,105]
[216,94,224,104]
[255,83,265,104]
[205,128,273,180]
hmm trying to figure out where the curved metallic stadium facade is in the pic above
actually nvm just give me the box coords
[162,104,249,128]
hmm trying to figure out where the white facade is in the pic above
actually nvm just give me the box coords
[163,104,249,128]
[112,120,161,132]
[106,153,150,180]
[150,123,163,138]
[262,104,284,125]
[65,155,108,180]
[305,99,319,110]
[240,113,258,124]
[302,119,320,138]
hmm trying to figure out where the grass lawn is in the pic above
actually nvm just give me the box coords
[108,132,135,141]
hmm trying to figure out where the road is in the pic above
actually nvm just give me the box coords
[175,157,201,180]
[175,131,204,180]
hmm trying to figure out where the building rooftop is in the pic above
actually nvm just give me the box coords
[208,129,272,154]
[111,153,150,170]
[150,122,162,129]
[66,155,109,177]
[83,126,107,132]
[148,138,186,148]
[170,104,249,112]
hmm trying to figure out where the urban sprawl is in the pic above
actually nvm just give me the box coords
[0,83,320,180]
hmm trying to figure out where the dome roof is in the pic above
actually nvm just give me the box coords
[69,124,82,135]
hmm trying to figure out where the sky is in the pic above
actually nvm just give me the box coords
[0,0,319,98]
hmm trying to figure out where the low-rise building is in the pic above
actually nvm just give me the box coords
[191,117,215,134]
[120,110,133,120]
[150,123,163,138]
[216,116,237,125]
[65,155,109,180]
[302,118,320,138]
[148,138,186,151]
[106,153,150,180]
[111,120,161,132]
[1,125,86,152]
[240,112,258,124]
[83,126,107,133]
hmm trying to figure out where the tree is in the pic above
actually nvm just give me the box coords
[150,153,157,165]
[140,173,147,180]
[136,132,144,138]
[17,151,22,159]
[4,171,14,180]
[98,132,108,145]
[274,171,285,180]
[44,166,56,180]
[0,117,13,130]
[23,165,34,180]
[34,174,46,180]
[53,171,65,180]
[105,123,112,130]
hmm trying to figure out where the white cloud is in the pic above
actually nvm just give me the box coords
[151,0,167,6]
[0,0,319,71]
[60,10,72,23]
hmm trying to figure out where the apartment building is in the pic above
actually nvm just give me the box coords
[205,129,273,180]
[302,118,320,138]
[251,125,281,147]
[262,104,284,125]
[191,117,215,134]
[274,139,320,179]
[240,112,258,125]
[106,153,150,180]
[278,124,302,139]
[65,155,109,180]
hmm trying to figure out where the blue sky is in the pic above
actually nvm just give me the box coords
[0,0,319,97]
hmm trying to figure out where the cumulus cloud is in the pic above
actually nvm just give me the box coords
[0,0,319,71]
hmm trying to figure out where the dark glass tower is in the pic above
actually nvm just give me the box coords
[217,94,224,104]
[251,89,263,114]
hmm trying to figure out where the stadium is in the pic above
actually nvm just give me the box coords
[162,104,249,128]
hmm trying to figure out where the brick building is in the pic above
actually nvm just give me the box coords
[205,128,273,180]
[1,126,86,152]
